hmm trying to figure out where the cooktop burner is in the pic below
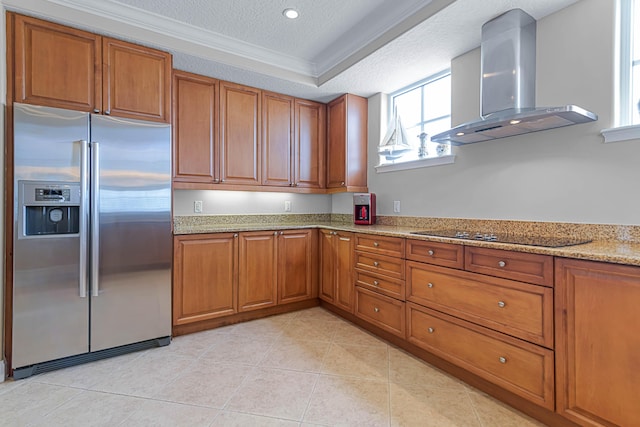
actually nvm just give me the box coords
[410,229,592,248]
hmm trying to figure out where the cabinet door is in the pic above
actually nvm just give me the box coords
[335,232,355,313]
[12,13,102,112]
[172,71,219,183]
[319,229,336,303]
[238,231,277,311]
[277,229,316,304]
[173,234,237,325]
[262,92,294,187]
[102,38,171,122]
[294,99,325,188]
[220,81,261,185]
[555,259,640,427]
[326,95,347,189]
[326,94,368,192]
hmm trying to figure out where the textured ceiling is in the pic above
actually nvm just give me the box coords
[4,0,580,102]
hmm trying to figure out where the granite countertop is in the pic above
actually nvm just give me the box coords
[173,216,640,267]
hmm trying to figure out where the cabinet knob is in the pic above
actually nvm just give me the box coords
[374,307,380,313]
[498,301,506,308]
[499,356,507,364]
[427,282,434,288]
[373,261,379,267]
[341,181,345,186]
[498,260,506,268]
[105,110,111,115]
[373,242,379,247]
[428,250,434,256]
[233,233,238,238]
[294,182,299,187]
[373,280,379,286]
[221,179,226,183]
[213,178,220,183]
[93,108,100,113]
[428,327,435,334]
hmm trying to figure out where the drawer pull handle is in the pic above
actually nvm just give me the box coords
[374,307,380,313]
[427,283,434,288]
[428,327,435,333]
[233,233,238,238]
[428,250,434,256]
[498,260,506,268]
[373,261,379,267]
[373,280,379,286]
[374,242,379,247]
[498,301,506,308]
[499,356,507,364]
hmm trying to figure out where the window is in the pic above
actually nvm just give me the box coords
[378,70,452,167]
[619,0,640,126]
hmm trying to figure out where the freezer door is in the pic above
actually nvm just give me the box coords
[12,104,90,368]
[89,114,172,351]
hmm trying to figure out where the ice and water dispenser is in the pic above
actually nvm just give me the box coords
[19,181,81,237]
[353,193,376,225]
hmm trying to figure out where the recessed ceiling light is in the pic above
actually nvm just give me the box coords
[456,132,465,136]
[510,119,522,125]
[283,8,299,19]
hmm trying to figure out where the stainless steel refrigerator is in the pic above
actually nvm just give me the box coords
[11,103,172,379]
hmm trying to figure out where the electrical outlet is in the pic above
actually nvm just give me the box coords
[284,200,291,212]
[194,200,203,213]
[393,200,401,213]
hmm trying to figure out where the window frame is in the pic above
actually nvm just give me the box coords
[376,70,454,170]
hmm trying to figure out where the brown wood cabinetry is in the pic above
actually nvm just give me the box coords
[238,231,278,311]
[355,286,405,337]
[262,92,294,187]
[465,246,553,287]
[555,258,640,427]
[319,229,354,312]
[326,94,368,192]
[406,240,464,269]
[220,81,261,185]
[277,229,318,304]
[294,99,326,189]
[10,13,171,122]
[407,303,555,410]
[172,70,219,183]
[173,233,238,325]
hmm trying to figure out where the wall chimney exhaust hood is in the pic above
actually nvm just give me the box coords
[431,9,597,145]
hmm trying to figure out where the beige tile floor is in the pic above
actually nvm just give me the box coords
[0,307,546,426]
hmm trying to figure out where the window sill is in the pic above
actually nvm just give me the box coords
[601,124,640,143]
[375,155,455,173]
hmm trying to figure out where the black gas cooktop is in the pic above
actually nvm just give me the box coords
[409,229,592,248]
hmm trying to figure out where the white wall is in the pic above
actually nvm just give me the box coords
[360,0,640,225]
[174,190,331,216]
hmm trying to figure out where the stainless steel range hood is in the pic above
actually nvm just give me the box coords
[431,9,597,145]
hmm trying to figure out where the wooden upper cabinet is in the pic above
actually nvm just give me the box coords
[102,38,172,122]
[326,94,368,192]
[10,13,171,122]
[295,99,326,189]
[220,81,261,185]
[262,92,294,187]
[555,258,640,427]
[172,70,219,183]
[12,13,102,112]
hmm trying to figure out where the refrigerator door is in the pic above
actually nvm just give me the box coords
[89,114,172,351]
[12,104,90,368]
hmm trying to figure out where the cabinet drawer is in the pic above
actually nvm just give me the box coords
[407,303,554,409]
[465,247,553,287]
[355,251,405,280]
[355,234,405,258]
[407,261,553,348]
[406,240,464,269]
[355,287,405,338]
[355,271,405,301]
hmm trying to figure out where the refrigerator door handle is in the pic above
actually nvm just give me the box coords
[79,140,89,298]
[90,141,100,297]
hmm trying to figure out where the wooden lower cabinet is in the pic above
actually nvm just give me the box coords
[173,233,238,325]
[238,231,278,311]
[555,258,640,427]
[355,286,405,337]
[407,302,555,410]
[319,229,354,312]
[277,229,317,304]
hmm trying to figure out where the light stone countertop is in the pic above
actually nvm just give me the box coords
[173,218,640,267]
